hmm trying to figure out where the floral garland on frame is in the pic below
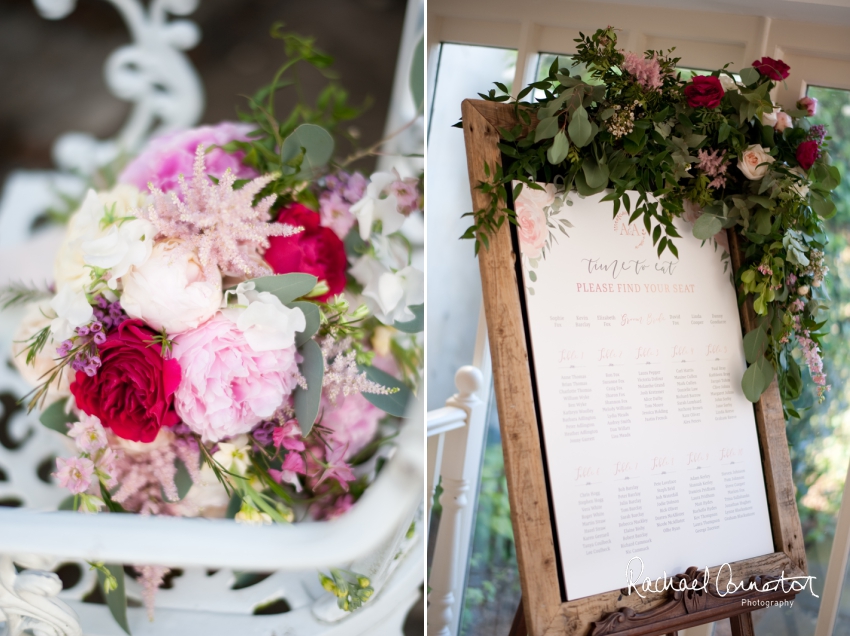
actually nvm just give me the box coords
[462,26,839,413]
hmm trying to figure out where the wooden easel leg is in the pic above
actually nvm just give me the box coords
[509,595,526,636]
[730,612,755,636]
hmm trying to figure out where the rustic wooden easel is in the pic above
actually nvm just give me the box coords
[462,97,806,636]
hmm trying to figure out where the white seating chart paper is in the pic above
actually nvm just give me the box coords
[514,185,774,600]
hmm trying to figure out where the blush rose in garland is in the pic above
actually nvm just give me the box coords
[70,320,182,443]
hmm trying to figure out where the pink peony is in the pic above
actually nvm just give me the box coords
[320,392,383,461]
[515,186,553,259]
[172,315,302,442]
[119,122,258,195]
[54,456,95,494]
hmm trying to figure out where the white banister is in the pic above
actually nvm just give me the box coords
[814,456,850,636]
[427,366,485,636]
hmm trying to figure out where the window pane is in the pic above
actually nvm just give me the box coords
[426,44,516,409]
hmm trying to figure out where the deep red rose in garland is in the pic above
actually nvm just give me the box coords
[684,76,724,109]
[264,203,347,302]
[70,320,182,443]
[752,57,790,81]
[796,140,820,171]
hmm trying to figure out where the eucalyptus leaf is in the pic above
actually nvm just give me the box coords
[98,565,131,635]
[581,157,610,189]
[294,339,324,436]
[568,105,592,147]
[409,36,424,111]
[743,326,768,364]
[547,131,570,164]
[39,399,76,435]
[289,301,321,346]
[692,214,723,240]
[174,457,193,500]
[358,365,412,417]
[241,274,318,304]
[739,66,760,86]
[535,116,560,142]
[280,124,334,179]
[394,303,424,333]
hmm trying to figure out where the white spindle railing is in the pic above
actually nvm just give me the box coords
[426,366,486,636]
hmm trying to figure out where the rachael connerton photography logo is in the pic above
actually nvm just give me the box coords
[624,556,819,603]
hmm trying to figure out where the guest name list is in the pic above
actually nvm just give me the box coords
[516,187,774,600]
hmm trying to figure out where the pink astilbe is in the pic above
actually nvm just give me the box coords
[320,336,397,402]
[697,148,729,189]
[135,565,170,620]
[138,145,302,279]
[108,430,199,515]
[622,52,663,91]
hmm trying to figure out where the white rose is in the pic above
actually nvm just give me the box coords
[350,256,424,324]
[12,301,72,402]
[121,239,223,335]
[718,74,739,92]
[54,186,148,292]
[761,106,781,128]
[737,144,775,180]
[82,217,154,289]
[351,171,406,241]
[49,286,93,340]
[222,282,306,352]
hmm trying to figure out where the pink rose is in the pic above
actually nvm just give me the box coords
[515,185,555,259]
[119,122,258,195]
[797,96,818,117]
[775,112,792,132]
[172,315,301,442]
[320,392,383,461]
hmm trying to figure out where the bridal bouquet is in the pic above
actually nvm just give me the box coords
[3,29,423,622]
[467,26,839,413]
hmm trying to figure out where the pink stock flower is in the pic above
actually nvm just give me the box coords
[270,452,307,492]
[314,494,354,521]
[389,176,422,215]
[119,122,258,195]
[320,392,382,461]
[313,444,356,491]
[273,419,306,452]
[68,414,108,454]
[172,315,302,442]
[622,52,663,91]
[54,456,95,494]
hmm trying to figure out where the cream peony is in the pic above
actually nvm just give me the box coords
[738,144,775,180]
[121,239,223,334]
[221,282,306,352]
[54,186,149,292]
[12,301,72,402]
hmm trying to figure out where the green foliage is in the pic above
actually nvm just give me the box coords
[462,25,839,411]
[319,568,374,611]
[221,25,366,207]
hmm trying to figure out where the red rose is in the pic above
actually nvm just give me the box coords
[264,203,347,302]
[796,140,819,171]
[70,320,182,443]
[752,57,790,81]
[684,76,725,109]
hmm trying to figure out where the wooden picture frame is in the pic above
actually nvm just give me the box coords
[461,98,807,636]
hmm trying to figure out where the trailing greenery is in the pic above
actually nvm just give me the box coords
[462,26,840,411]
